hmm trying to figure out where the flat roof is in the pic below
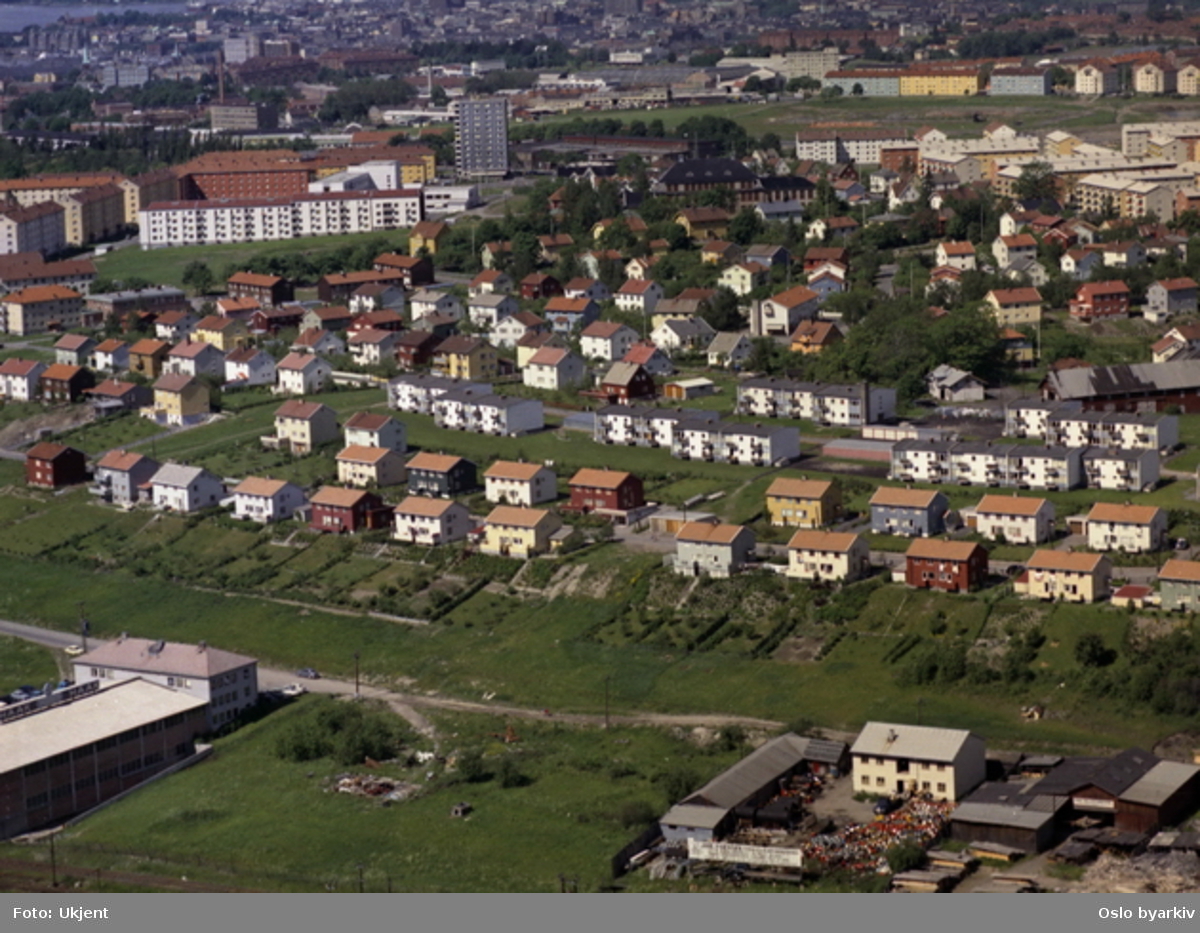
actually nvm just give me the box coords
[2,679,207,774]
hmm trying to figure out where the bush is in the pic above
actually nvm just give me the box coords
[274,698,408,765]
[885,839,926,874]
[617,800,658,829]
[496,755,531,788]
[456,748,489,783]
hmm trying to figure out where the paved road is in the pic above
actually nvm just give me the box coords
[0,619,786,741]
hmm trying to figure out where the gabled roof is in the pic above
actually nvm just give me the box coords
[869,486,944,508]
[153,373,199,393]
[336,445,393,465]
[905,538,982,561]
[151,463,214,488]
[75,636,254,679]
[395,495,459,518]
[484,460,549,481]
[768,284,819,308]
[569,468,633,489]
[1086,502,1163,525]
[233,476,296,497]
[675,521,749,544]
[345,411,393,431]
[603,360,649,386]
[310,485,374,508]
[96,449,152,472]
[25,441,74,461]
[275,399,331,421]
[851,721,979,762]
[408,451,468,473]
[1159,558,1200,582]
[1026,549,1107,573]
[786,530,860,553]
[767,477,833,500]
[53,333,93,351]
[976,494,1048,517]
[486,505,553,528]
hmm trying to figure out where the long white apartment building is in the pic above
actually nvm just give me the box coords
[1005,402,1178,451]
[736,377,896,427]
[139,189,424,249]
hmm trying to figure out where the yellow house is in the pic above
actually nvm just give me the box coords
[765,477,842,528]
[409,220,449,256]
[985,287,1042,327]
[674,207,730,240]
[147,373,209,425]
[433,335,498,381]
[193,315,250,352]
[1013,550,1112,603]
[899,70,983,97]
[481,505,563,558]
[789,320,842,355]
[786,530,870,582]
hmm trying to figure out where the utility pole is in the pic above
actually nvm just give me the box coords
[49,833,58,888]
[354,651,360,698]
[604,675,610,731]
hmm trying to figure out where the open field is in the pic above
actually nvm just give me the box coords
[532,94,1200,146]
[0,634,62,697]
[1,703,748,892]
[95,229,411,292]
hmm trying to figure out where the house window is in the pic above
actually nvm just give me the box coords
[937,782,946,793]
[861,775,870,786]
[875,777,885,787]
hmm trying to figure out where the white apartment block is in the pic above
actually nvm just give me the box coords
[890,440,1085,490]
[736,377,896,426]
[387,373,492,414]
[139,190,423,249]
[1082,448,1160,492]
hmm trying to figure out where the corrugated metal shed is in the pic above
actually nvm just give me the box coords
[681,733,811,809]
[950,802,1056,832]
[1122,760,1200,807]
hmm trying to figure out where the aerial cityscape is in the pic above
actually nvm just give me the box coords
[6,0,1200,897]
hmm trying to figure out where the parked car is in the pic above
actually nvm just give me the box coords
[873,796,902,817]
[63,644,85,657]
[281,683,307,697]
[296,668,320,680]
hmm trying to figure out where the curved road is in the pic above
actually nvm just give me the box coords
[0,618,786,740]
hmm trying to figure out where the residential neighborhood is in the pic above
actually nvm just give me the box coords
[10,0,1200,899]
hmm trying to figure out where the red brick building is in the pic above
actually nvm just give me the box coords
[372,253,434,288]
[309,486,393,533]
[249,305,305,334]
[520,273,563,300]
[395,330,440,370]
[567,468,645,514]
[25,441,88,488]
[1069,281,1131,322]
[904,539,988,593]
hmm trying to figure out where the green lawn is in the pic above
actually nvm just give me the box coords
[11,703,747,892]
[97,230,411,292]
[0,634,62,697]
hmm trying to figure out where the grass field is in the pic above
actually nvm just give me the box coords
[5,702,750,892]
[95,229,411,292]
[0,634,62,697]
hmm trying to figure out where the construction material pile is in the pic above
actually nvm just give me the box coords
[1083,852,1200,893]
[804,797,955,873]
[333,773,420,802]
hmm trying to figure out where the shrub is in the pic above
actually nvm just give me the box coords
[617,800,658,829]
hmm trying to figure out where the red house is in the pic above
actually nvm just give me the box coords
[372,253,434,288]
[803,246,849,274]
[567,469,645,514]
[309,486,393,533]
[594,361,656,403]
[250,305,305,335]
[39,363,94,402]
[1069,281,1130,322]
[395,330,440,370]
[520,273,563,300]
[904,539,988,593]
[25,441,88,489]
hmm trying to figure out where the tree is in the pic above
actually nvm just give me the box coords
[852,83,864,96]
[886,840,926,874]
[181,260,215,297]
[787,76,821,98]
[819,85,844,100]
[728,207,764,245]
[430,85,449,107]
[701,287,744,331]
[1075,633,1115,668]
[1014,161,1058,204]
[456,748,489,782]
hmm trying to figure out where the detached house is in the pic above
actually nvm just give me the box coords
[707,332,752,368]
[851,722,985,802]
[91,338,129,374]
[193,315,249,352]
[40,363,93,402]
[53,333,95,366]
[581,321,638,362]
[468,269,514,297]
[147,373,209,426]
[1145,278,1198,324]
[615,279,663,317]
[484,460,558,507]
[986,288,1043,327]
[25,442,87,489]
[276,352,332,395]
[347,327,398,367]
[267,400,339,454]
[974,494,1055,545]
[523,347,587,391]
[1070,281,1130,321]
[481,506,563,559]
[344,411,406,453]
[467,293,519,330]
[232,477,306,523]
[1014,550,1111,603]
[567,468,645,515]
[597,360,657,402]
[393,496,471,546]
[870,487,948,537]
[765,477,842,528]
[407,452,477,497]
[520,273,562,301]
[0,358,45,401]
[309,486,393,533]
[224,347,277,387]
[150,463,225,513]
[752,285,819,337]
[905,539,988,593]
[1158,559,1200,611]
[336,445,407,488]
[786,530,870,583]
[166,340,225,379]
[1086,502,1167,553]
[91,449,158,504]
[674,522,755,578]
[227,271,291,307]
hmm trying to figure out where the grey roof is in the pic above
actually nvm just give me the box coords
[602,361,644,386]
[928,363,981,389]
[1047,360,1200,401]
[1121,760,1200,807]
[468,293,513,308]
[950,802,1056,831]
[151,463,214,488]
[1082,447,1146,464]
[77,636,255,680]
[1032,748,1158,798]
[707,332,748,354]
[680,733,812,810]
[476,394,539,410]
[851,721,980,763]
[660,803,729,830]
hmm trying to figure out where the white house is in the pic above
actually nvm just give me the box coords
[149,463,225,513]
[165,340,225,379]
[751,285,819,337]
[523,347,587,391]
[580,320,638,362]
[224,347,277,387]
[493,311,547,350]
[276,352,332,395]
[0,358,45,400]
[348,327,398,367]
[467,292,520,330]
[615,279,664,315]
[393,496,472,545]
[650,318,717,355]
[851,722,986,802]
[973,494,1055,545]
[232,476,307,523]
[1085,502,1168,553]
[483,460,558,506]
[344,411,407,453]
[409,289,464,323]
[706,332,752,368]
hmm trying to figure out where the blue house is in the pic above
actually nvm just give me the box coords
[869,486,949,537]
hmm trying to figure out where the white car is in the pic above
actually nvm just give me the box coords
[63,645,85,657]
[281,683,307,697]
